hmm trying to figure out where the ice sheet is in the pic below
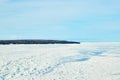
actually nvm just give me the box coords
[0,43,120,80]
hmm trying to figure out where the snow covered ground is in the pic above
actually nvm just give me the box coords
[0,42,120,80]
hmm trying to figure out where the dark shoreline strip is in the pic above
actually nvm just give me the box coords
[0,40,80,44]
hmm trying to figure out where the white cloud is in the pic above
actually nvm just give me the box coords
[1,0,119,22]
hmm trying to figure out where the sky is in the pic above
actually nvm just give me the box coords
[0,0,120,42]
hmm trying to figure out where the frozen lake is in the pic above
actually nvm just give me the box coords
[0,42,120,80]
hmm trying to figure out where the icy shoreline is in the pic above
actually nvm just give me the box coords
[0,43,120,80]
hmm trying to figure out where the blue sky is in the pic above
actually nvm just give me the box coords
[0,0,120,41]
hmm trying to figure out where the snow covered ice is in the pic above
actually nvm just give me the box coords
[0,42,120,80]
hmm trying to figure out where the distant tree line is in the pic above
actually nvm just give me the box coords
[0,40,80,44]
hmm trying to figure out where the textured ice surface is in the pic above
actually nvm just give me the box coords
[0,43,120,80]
